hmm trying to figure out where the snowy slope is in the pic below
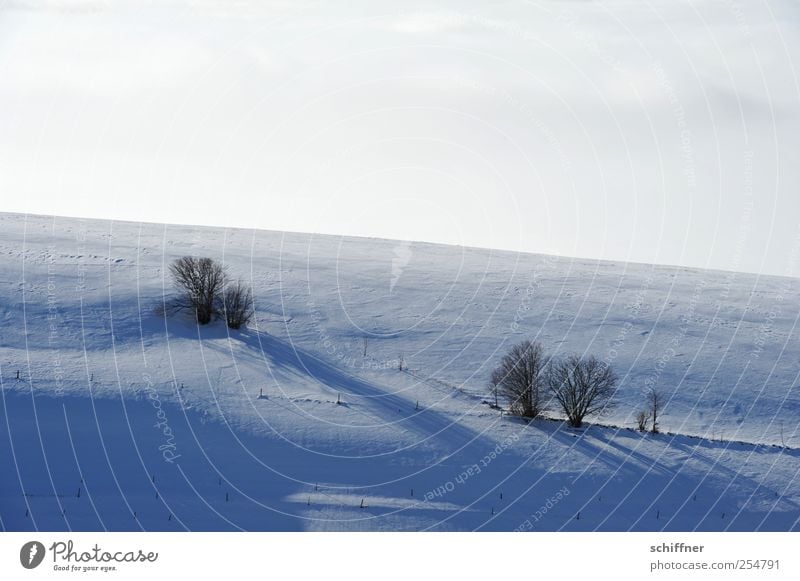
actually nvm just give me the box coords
[0,212,798,531]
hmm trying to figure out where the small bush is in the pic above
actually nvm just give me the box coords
[222,280,254,330]
[635,410,651,432]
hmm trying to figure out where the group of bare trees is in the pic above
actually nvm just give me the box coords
[166,256,254,329]
[490,340,617,428]
[491,339,667,431]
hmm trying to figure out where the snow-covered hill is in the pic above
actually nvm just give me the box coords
[1,212,798,531]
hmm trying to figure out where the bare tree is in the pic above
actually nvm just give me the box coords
[547,355,617,428]
[635,410,651,432]
[489,377,500,409]
[647,389,663,433]
[222,280,254,329]
[490,340,549,419]
[169,257,227,325]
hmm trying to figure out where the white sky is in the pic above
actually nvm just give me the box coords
[1,0,799,277]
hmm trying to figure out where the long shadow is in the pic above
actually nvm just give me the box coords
[0,389,307,531]
[206,328,487,454]
[545,425,665,478]
[587,429,678,478]
[667,437,800,511]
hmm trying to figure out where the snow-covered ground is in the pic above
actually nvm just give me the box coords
[1,212,798,531]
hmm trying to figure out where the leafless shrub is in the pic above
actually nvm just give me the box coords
[490,340,549,419]
[222,280,254,329]
[168,257,227,325]
[547,355,617,428]
[635,410,651,432]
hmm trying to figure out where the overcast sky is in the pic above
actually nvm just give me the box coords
[1,0,799,276]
